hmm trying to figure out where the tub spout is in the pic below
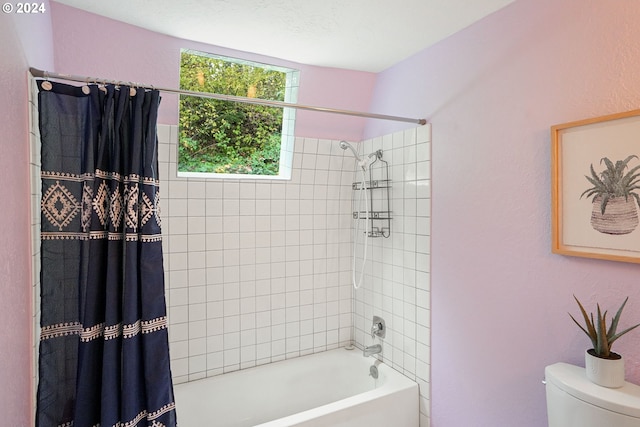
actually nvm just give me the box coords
[363,344,382,357]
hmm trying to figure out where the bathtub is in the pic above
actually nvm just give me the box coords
[174,347,419,427]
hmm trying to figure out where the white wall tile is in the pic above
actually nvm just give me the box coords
[157,125,429,413]
[353,129,431,416]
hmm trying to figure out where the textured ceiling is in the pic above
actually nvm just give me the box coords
[52,0,515,72]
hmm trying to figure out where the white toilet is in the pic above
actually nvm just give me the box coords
[545,362,640,426]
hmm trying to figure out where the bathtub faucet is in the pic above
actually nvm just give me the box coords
[363,344,382,357]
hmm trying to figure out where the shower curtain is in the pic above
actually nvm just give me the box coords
[35,81,177,427]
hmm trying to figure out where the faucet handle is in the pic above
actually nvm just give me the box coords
[371,316,385,339]
[371,322,382,338]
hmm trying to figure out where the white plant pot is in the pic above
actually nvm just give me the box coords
[585,349,625,388]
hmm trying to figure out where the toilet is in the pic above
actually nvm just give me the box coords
[545,362,640,426]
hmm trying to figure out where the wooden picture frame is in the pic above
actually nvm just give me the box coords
[552,109,640,263]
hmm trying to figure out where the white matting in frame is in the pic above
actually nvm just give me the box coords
[552,109,640,263]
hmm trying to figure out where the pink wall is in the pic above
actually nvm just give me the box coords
[0,4,54,426]
[11,1,640,426]
[367,0,640,425]
[49,2,375,141]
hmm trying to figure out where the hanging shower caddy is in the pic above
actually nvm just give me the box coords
[352,150,391,238]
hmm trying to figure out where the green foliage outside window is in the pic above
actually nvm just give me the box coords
[179,51,287,175]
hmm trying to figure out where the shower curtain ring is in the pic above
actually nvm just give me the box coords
[81,76,91,94]
[97,77,107,93]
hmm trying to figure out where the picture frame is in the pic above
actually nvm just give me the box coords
[552,109,640,263]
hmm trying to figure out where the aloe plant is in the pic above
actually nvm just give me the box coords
[580,155,640,214]
[569,296,640,359]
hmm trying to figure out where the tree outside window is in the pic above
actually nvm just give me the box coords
[179,50,296,176]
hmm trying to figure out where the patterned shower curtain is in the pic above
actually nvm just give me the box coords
[36,80,177,427]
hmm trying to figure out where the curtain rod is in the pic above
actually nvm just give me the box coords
[29,67,427,126]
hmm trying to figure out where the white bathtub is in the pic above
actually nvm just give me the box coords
[174,347,419,427]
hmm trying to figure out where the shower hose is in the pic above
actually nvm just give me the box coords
[352,165,370,290]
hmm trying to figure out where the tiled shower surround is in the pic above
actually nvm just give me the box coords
[354,129,432,425]
[30,106,431,424]
[158,124,357,379]
[159,123,431,425]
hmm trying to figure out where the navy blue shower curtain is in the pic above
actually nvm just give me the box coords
[36,80,177,427]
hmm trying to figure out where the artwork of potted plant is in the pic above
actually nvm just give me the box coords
[580,155,640,235]
[569,296,640,388]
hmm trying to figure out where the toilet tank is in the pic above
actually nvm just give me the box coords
[545,363,640,427]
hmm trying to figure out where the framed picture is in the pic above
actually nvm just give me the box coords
[552,109,640,263]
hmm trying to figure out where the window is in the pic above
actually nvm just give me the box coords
[178,49,298,179]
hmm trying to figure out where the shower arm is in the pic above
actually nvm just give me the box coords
[339,141,379,170]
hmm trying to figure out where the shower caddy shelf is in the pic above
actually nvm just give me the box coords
[351,150,391,238]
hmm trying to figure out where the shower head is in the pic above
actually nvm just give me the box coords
[339,140,362,162]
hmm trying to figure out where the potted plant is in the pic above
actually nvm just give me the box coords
[580,155,640,235]
[569,295,640,388]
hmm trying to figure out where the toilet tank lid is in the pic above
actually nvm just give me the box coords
[545,363,640,418]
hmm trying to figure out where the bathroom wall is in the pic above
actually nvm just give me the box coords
[157,122,431,424]
[0,19,35,426]
[155,122,431,424]
[0,5,54,425]
[366,0,640,426]
[354,126,432,426]
[158,125,355,381]
[49,2,375,142]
